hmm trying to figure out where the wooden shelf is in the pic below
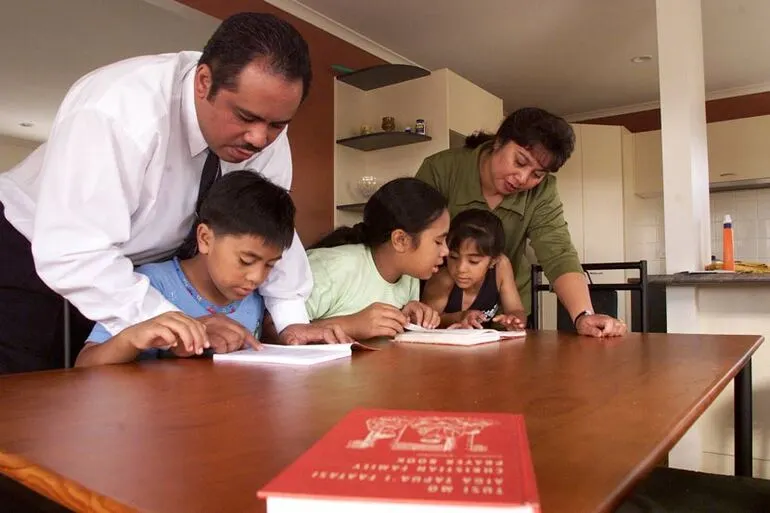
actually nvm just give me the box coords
[336,203,366,213]
[336,132,432,152]
[336,64,430,91]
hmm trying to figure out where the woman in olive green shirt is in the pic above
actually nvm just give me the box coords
[416,107,626,338]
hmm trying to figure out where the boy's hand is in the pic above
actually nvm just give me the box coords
[280,323,354,345]
[196,313,261,354]
[121,312,208,353]
[401,301,440,329]
[492,311,527,330]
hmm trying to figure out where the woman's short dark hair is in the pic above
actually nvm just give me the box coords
[464,107,575,172]
[447,209,505,258]
[199,12,312,101]
[310,178,447,250]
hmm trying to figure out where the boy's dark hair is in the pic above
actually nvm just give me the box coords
[310,177,447,250]
[199,12,312,101]
[447,209,505,258]
[464,107,575,173]
[200,170,295,249]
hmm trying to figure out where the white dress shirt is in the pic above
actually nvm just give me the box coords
[0,51,312,335]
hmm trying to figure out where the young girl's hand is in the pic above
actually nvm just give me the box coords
[492,311,527,331]
[450,310,488,330]
[401,301,440,329]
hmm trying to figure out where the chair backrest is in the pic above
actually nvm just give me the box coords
[530,261,649,333]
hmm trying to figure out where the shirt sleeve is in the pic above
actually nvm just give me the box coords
[31,110,179,336]
[304,254,335,321]
[527,179,584,283]
[85,323,113,344]
[249,130,313,332]
[415,156,447,195]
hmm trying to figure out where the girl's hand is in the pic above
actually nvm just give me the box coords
[448,310,487,330]
[492,311,527,331]
[401,301,440,329]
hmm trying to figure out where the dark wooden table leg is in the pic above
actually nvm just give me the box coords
[734,360,752,477]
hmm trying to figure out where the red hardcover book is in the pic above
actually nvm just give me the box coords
[258,408,540,512]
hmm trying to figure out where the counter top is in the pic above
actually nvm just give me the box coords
[647,272,770,285]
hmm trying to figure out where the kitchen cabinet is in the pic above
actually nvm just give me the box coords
[633,114,770,197]
[334,68,503,226]
[539,124,628,329]
[707,115,770,183]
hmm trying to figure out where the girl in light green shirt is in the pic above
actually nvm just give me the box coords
[306,178,450,340]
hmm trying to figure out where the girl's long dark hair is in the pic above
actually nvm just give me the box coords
[310,177,447,249]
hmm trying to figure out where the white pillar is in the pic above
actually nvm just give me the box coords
[656,0,711,471]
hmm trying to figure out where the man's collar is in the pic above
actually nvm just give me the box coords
[181,66,207,158]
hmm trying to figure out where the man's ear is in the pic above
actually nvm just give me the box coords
[194,64,213,100]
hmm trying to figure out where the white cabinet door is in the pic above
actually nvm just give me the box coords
[556,125,585,260]
[582,125,625,264]
[580,125,627,322]
[633,130,663,197]
[708,115,770,183]
[541,126,585,330]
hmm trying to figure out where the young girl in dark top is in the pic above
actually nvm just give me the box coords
[422,209,526,330]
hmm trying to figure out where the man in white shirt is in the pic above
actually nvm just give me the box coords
[0,12,342,373]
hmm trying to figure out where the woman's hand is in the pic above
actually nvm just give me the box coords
[576,314,627,338]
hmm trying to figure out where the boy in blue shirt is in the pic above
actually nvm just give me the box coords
[76,171,294,366]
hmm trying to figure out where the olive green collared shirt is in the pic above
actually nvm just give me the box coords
[415,142,583,314]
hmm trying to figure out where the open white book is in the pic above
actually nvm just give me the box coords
[394,323,526,346]
[213,343,357,366]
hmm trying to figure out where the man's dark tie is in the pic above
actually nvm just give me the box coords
[175,150,221,259]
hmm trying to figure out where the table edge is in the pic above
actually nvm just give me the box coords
[0,450,136,513]
[597,334,765,512]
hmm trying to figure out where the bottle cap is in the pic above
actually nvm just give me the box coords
[723,214,732,224]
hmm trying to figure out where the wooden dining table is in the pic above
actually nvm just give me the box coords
[0,331,762,513]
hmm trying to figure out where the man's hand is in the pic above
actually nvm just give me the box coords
[401,301,440,329]
[576,314,627,338]
[119,312,208,353]
[280,323,354,345]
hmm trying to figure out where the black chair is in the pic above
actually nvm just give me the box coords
[530,261,649,332]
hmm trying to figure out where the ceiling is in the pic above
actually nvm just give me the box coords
[294,0,770,118]
[2,0,770,142]
[0,0,218,141]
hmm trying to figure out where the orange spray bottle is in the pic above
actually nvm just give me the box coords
[723,214,735,271]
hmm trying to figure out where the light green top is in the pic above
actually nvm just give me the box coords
[305,244,419,320]
[415,141,583,314]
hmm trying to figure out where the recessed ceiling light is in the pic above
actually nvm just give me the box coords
[631,55,653,64]
[19,122,34,128]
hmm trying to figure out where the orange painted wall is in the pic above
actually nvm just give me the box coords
[580,91,770,132]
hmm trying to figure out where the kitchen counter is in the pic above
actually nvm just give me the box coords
[647,272,770,286]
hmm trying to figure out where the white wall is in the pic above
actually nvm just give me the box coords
[0,135,39,173]
[624,188,770,272]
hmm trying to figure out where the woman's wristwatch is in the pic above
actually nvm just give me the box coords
[573,310,594,328]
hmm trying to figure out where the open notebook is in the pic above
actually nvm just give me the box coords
[394,323,526,346]
[213,343,376,366]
